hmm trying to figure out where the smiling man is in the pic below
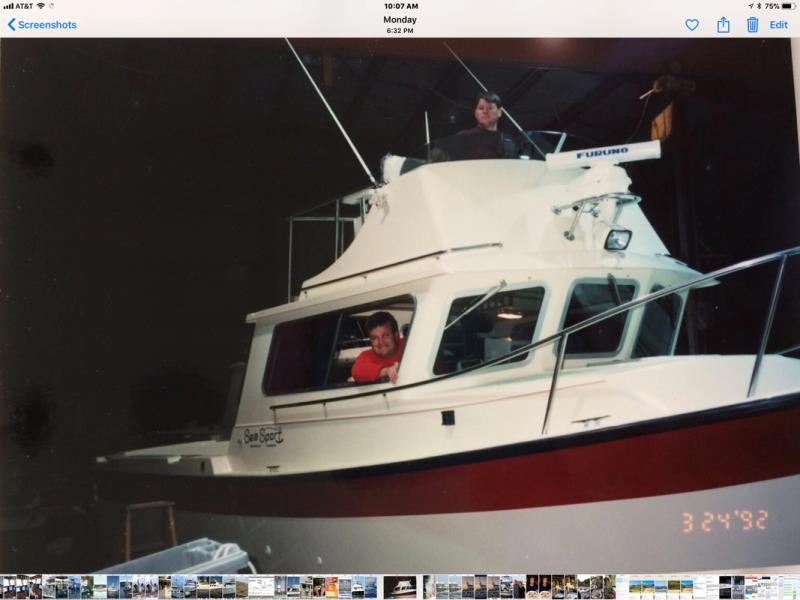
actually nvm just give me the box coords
[351,311,405,384]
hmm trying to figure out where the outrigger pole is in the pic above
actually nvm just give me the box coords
[443,41,546,159]
[285,39,378,187]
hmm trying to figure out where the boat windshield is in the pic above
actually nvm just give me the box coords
[393,129,591,176]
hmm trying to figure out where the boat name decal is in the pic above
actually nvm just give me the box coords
[576,146,629,159]
[242,426,284,447]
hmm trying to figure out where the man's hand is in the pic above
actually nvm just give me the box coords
[380,362,399,384]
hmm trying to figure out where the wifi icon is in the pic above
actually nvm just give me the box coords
[36,2,44,7]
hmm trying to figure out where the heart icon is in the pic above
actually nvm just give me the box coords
[685,18,700,31]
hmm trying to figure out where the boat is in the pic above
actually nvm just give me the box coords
[390,580,417,598]
[94,128,800,573]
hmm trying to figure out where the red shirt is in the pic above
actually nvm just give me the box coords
[351,338,405,383]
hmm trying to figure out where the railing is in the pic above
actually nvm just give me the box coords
[538,246,798,434]
[271,246,800,423]
[286,193,370,301]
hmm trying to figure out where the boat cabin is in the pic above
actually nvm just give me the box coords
[235,140,699,426]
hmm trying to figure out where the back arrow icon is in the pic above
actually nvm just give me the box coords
[8,17,15,31]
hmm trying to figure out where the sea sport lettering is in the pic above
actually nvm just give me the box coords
[243,427,284,446]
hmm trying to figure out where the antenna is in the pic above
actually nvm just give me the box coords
[443,41,546,159]
[284,39,377,188]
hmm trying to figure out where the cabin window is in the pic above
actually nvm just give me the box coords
[632,285,683,358]
[433,286,545,375]
[263,296,414,395]
[562,279,636,356]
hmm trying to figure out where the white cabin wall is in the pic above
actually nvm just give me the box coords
[234,322,274,426]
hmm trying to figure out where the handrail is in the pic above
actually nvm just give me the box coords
[271,245,800,414]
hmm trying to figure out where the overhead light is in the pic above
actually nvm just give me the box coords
[605,228,632,251]
[497,307,523,320]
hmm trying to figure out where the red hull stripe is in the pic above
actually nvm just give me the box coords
[98,392,800,518]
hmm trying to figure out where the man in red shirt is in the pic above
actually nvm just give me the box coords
[351,311,405,384]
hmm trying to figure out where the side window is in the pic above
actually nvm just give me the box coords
[263,296,414,395]
[632,285,683,358]
[434,287,545,375]
[563,280,636,356]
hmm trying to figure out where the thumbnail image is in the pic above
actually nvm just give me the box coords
[512,576,525,599]
[644,579,656,593]
[436,576,449,599]
[107,576,120,600]
[422,576,435,600]
[475,577,488,600]
[719,577,732,600]
[552,577,564,600]
[500,576,512,599]
[183,577,197,600]
[234,576,248,599]
[145,577,159,600]
[209,577,222,600]
[363,577,377,600]
[539,577,551,600]
[450,575,461,600]
[526,576,539,599]
[94,575,108,600]
[591,577,604,600]
[131,577,144,599]
[69,576,82,600]
[299,577,313,599]
[575,576,590,600]
[3,577,14,600]
[488,576,500,599]
[172,577,186,600]
[323,577,338,599]
[159,576,173,600]
[383,577,417,599]
[275,576,287,600]
[629,580,642,596]
[31,575,44,600]
[56,576,69,599]
[17,575,31,600]
[339,576,352,600]
[732,577,744,600]
[462,577,475,600]
[221,576,234,600]
[668,581,680,597]
[352,577,365,600]
[286,577,301,599]
[642,579,655,600]
[655,581,667,596]
[692,577,706,600]
[681,580,693,600]
[602,576,615,600]
[565,577,577,600]
[196,577,210,600]
[312,579,325,598]
[120,577,132,600]
[744,576,757,599]
[248,577,274,599]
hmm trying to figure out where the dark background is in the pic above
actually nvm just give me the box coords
[1,38,798,571]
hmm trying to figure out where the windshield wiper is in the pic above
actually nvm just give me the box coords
[444,280,507,331]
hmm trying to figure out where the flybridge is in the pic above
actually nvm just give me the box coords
[546,140,662,170]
